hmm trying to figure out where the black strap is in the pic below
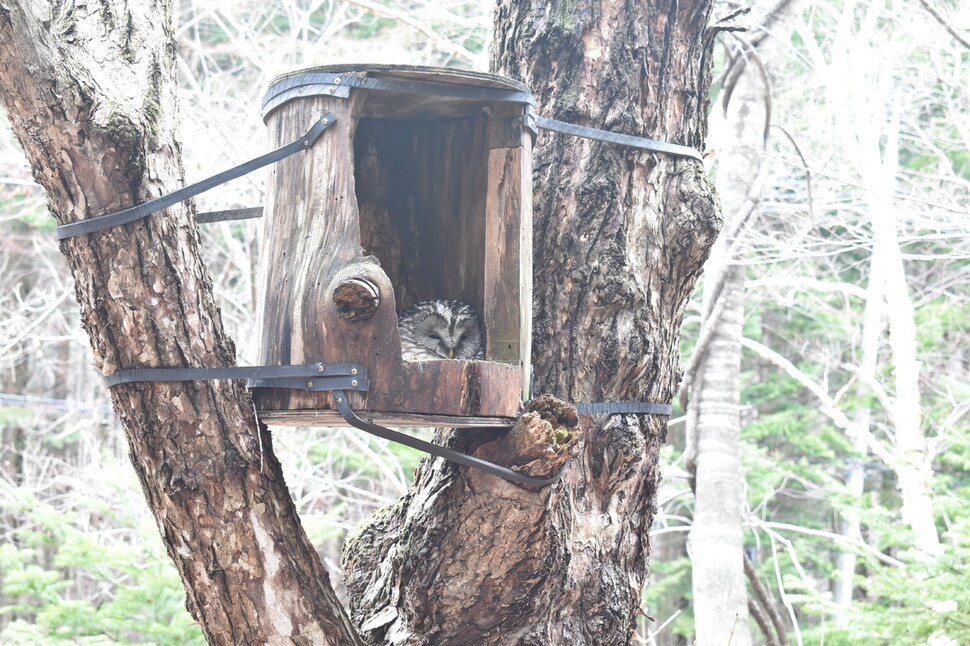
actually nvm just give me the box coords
[56,115,336,240]
[261,71,702,162]
[574,401,673,416]
[332,390,561,487]
[535,117,703,162]
[103,362,561,487]
[105,362,368,392]
[262,71,536,119]
[196,207,264,224]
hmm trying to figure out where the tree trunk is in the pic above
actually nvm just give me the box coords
[341,1,720,644]
[863,133,941,558]
[833,255,881,620]
[0,2,360,643]
[687,266,751,646]
[828,0,940,560]
[683,6,800,641]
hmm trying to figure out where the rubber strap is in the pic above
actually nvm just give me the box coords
[535,116,703,162]
[262,72,535,119]
[261,71,702,161]
[574,401,673,416]
[196,207,264,224]
[105,362,368,392]
[332,390,562,487]
[56,115,336,240]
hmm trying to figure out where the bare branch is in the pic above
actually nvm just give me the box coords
[916,0,970,50]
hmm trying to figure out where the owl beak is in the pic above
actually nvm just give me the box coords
[447,348,455,359]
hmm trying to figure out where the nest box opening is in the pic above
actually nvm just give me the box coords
[253,65,534,428]
[353,115,491,352]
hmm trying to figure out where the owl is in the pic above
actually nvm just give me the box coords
[398,300,485,361]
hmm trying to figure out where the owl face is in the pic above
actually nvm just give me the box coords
[398,300,484,361]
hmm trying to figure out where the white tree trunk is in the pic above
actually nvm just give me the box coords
[832,238,882,618]
[867,164,940,558]
[688,266,751,646]
[685,30,776,646]
[827,0,941,560]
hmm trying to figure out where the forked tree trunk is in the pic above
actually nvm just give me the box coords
[341,1,720,644]
[2,0,721,644]
[0,2,360,643]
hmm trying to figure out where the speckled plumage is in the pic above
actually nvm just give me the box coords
[398,300,484,361]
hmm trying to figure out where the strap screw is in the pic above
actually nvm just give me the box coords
[336,396,343,403]
[333,77,342,84]
[306,381,313,388]
[317,365,325,373]
[351,368,358,375]
[351,380,358,387]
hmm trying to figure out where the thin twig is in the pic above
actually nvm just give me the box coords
[916,0,970,50]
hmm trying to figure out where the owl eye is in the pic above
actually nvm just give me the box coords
[429,333,442,342]
[458,334,467,343]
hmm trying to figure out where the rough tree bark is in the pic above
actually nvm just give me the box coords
[0,1,361,643]
[341,1,720,644]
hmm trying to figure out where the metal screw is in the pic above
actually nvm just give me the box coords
[351,380,358,387]
[317,365,325,373]
[327,87,335,94]
[351,368,358,375]
[322,118,328,124]
[303,141,309,147]
[333,77,342,84]
[306,381,313,388]
[336,396,343,403]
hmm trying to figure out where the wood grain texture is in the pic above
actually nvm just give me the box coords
[484,102,531,367]
[256,67,534,422]
[259,410,515,429]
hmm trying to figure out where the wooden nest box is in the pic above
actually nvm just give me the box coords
[254,65,534,428]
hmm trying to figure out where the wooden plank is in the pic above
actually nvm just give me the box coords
[398,360,521,417]
[483,102,531,367]
[270,64,532,121]
[255,93,402,414]
[519,128,534,401]
[258,410,515,429]
[253,360,522,420]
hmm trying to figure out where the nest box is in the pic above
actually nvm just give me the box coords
[253,65,534,428]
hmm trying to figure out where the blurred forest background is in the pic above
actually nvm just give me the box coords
[1,0,968,644]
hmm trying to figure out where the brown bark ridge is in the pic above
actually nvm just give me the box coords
[342,0,720,644]
[0,1,361,644]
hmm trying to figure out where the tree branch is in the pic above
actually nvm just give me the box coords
[740,336,893,465]
[916,0,970,50]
